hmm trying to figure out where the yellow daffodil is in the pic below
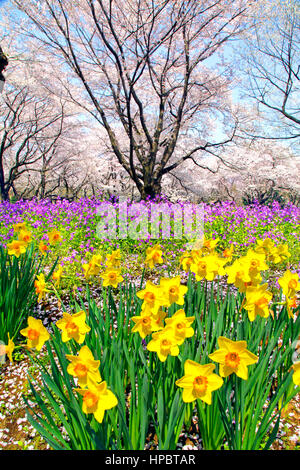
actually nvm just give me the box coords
[83,254,102,278]
[34,273,48,302]
[136,281,164,314]
[48,229,62,245]
[53,265,64,287]
[105,249,121,268]
[131,305,166,339]
[243,283,273,321]
[222,245,234,261]
[244,249,269,279]
[278,270,300,298]
[159,276,188,307]
[56,311,91,344]
[286,296,298,319]
[20,316,50,351]
[190,254,227,282]
[270,244,291,264]
[7,240,27,258]
[254,238,275,256]
[190,248,203,262]
[176,359,223,405]
[18,229,32,245]
[225,258,255,293]
[1,333,15,363]
[165,309,195,345]
[179,252,194,272]
[147,326,180,362]
[39,241,50,255]
[13,222,27,233]
[209,337,258,380]
[75,380,118,423]
[100,268,123,288]
[145,244,163,269]
[292,362,300,387]
[66,345,101,388]
[202,236,219,254]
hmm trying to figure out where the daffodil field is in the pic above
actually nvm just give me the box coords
[0,196,300,451]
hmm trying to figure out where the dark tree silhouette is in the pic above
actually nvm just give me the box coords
[0,46,8,85]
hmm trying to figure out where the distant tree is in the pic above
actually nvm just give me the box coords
[237,0,300,144]
[0,84,65,200]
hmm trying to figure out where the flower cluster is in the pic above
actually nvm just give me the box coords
[17,310,118,424]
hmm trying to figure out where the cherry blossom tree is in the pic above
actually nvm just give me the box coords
[0,83,67,200]
[234,0,300,146]
[10,0,259,199]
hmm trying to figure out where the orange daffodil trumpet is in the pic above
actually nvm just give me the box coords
[176,360,223,404]
[209,337,259,380]
[39,241,50,255]
[18,229,32,244]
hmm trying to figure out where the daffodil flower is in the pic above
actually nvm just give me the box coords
[7,240,27,258]
[131,305,166,339]
[56,311,91,344]
[20,317,50,351]
[243,283,273,321]
[176,359,223,404]
[75,380,118,423]
[66,345,101,388]
[147,326,180,362]
[209,337,258,380]
[164,309,195,345]
[100,268,123,288]
[159,276,188,307]
[34,273,49,302]
[47,229,62,245]
[278,270,300,298]
[145,244,163,269]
